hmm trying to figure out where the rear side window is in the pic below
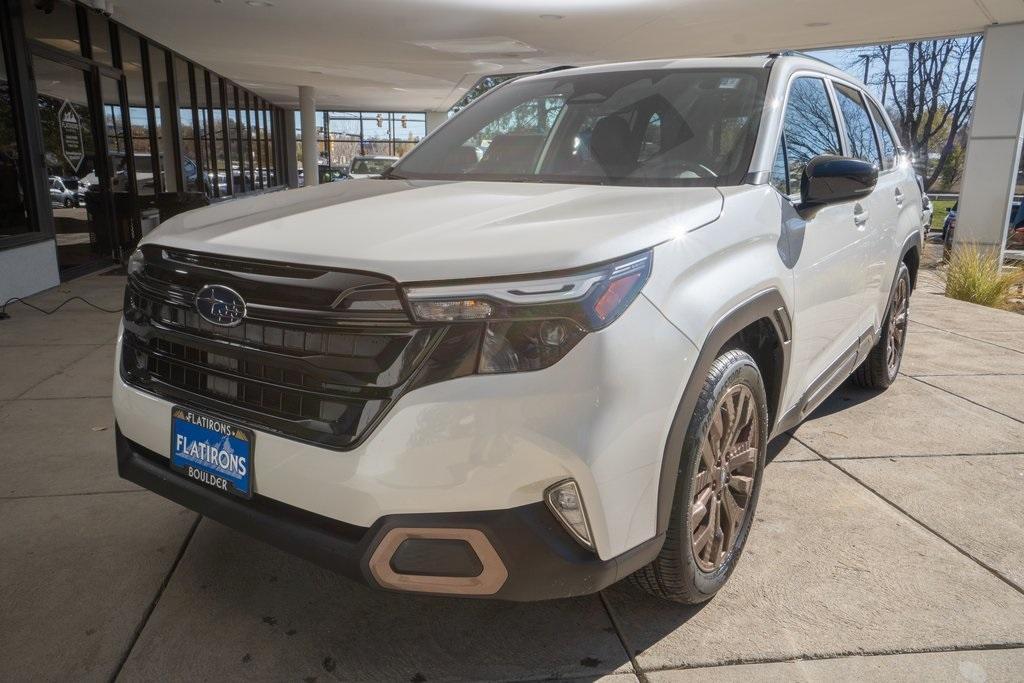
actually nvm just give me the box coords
[770,76,842,196]
[834,83,882,168]
[867,100,898,170]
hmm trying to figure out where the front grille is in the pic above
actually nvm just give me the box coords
[120,246,444,449]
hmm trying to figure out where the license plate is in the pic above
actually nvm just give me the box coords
[170,406,253,499]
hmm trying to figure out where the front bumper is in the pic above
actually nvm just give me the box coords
[114,295,697,559]
[116,429,662,600]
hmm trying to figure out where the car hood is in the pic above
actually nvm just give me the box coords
[144,179,723,282]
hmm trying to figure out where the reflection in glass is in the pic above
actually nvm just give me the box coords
[147,43,174,193]
[34,56,108,273]
[0,30,31,237]
[835,83,882,167]
[211,76,228,196]
[119,33,152,198]
[779,77,842,191]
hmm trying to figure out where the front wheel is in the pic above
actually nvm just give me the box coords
[852,262,911,389]
[631,349,768,603]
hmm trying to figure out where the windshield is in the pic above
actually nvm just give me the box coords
[351,158,395,175]
[392,68,767,187]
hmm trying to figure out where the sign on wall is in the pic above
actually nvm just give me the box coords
[58,100,84,173]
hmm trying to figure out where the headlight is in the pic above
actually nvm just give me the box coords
[404,250,651,374]
[126,248,145,277]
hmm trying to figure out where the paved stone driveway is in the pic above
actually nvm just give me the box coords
[1,268,1022,682]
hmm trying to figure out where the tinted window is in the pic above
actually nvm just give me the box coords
[773,77,842,194]
[770,134,789,195]
[834,83,882,167]
[394,69,769,187]
[867,99,898,170]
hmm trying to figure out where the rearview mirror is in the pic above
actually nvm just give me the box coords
[801,155,878,207]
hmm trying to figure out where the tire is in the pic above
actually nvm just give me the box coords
[631,349,768,603]
[852,262,911,390]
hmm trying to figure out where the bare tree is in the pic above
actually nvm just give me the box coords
[862,37,982,191]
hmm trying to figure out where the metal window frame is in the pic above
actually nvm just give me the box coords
[0,0,53,251]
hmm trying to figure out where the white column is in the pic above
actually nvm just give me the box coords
[157,81,178,192]
[425,110,449,134]
[954,22,1024,259]
[284,109,299,188]
[299,86,318,187]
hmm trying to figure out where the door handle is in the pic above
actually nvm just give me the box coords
[853,203,869,226]
[894,188,904,207]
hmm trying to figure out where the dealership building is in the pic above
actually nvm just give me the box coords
[0,0,431,301]
[1,0,1023,304]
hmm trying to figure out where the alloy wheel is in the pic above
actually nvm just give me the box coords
[886,276,909,375]
[690,384,761,573]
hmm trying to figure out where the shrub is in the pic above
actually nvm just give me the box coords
[945,243,1024,309]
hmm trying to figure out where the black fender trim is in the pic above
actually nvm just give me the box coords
[655,289,791,535]
[899,229,922,290]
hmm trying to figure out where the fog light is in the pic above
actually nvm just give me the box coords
[545,479,593,549]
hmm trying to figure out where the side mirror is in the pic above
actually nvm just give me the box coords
[801,155,878,207]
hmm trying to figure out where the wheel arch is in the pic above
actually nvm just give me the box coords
[900,230,922,291]
[655,289,791,535]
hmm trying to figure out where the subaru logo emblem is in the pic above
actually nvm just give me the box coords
[195,285,246,327]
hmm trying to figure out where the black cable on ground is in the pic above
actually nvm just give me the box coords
[0,295,122,320]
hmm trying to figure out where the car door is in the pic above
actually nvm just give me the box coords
[770,75,869,409]
[867,95,916,323]
[832,81,897,337]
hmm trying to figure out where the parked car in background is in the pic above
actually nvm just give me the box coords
[48,176,78,207]
[347,155,398,179]
[115,55,922,604]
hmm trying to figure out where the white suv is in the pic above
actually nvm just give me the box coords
[114,54,921,603]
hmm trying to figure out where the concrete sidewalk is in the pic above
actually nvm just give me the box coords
[1,268,1022,682]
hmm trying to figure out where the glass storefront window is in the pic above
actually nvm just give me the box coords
[119,32,152,197]
[252,99,264,189]
[0,31,32,239]
[227,85,242,193]
[101,73,133,250]
[34,56,104,273]
[211,75,228,196]
[86,10,113,65]
[147,43,175,193]
[361,112,392,141]
[174,57,201,194]
[21,0,81,56]
[262,105,274,185]
[195,67,216,197]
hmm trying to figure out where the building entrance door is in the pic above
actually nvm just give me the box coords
[31,53,122,278]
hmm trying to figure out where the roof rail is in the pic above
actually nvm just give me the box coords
[774,49,836,68]
[536,65,577,74]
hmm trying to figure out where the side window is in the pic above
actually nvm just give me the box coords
[771,76,842,195]
[770,134,789,195]
[834,83,882,168]
[867,100,898,170]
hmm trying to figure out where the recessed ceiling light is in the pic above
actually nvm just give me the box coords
[805,21,830,27]
[245,0,273,6]
[539,14,564,20]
